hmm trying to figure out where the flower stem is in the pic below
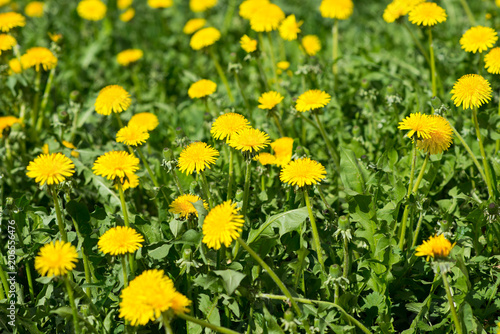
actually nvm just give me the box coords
[117,183,130,228]
[0,262,9,299]
[121,255,128,287]
[36,67,56,132]
[399,139,418,251]
[472,107,495,199]
[441,270,463,334]
[137,148,159,187]
[267,32,279,90]
[163,317,174,334]
[272,112,285,137]
[227,147,234,200]
[313,111,340,171]
[64,275,81,334]
[428,27,437,98]
[72,217,92,298]
[114,112,124,128]
[209,48,235,103]
[31,71,42,129]
[412,153,429,193]
[332,19,339,78]
[200,171,213,209]
[177,313,240,334]
[241,160,252,218]
[459,0,476,26]
[51,187,68,242]
[496,96,500,154]
[403,22,431,66]
[303,188,325,271]
[172,169,184,195]
[411,211,425,249]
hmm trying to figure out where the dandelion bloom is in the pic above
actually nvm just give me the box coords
[271,137,293,166]
[92,151,140,182]
[0,116,21,137]
[117,0,132,10]
[98,226,144,255]
[279,14,302,41]
[27,153,75,186]
[255,152,276,165]
[42,143,49,154]
[258,91,284,110]
[169,194,207,218]
[0,0,9,6]
[120,270,190,326]
[35,241,78,277]
[116,124,150,146]
[77,0,107,21]
[94,85,132,115]
[21,47,57,72]
[302,35,321,56]
[25,1,44,17]
[211,112,250,142]
[398,113,437,140]
[147,0,173,8]
[485,47,500,74]
[383,0,424,23]
[190,0,217,12]
[9,58,22,74]
[0,34,16,55]
[295,90,331,112]
[178,142,219,175]
[408,2,446,26]
[240,34,257,53]
[450,74,492,110]
[415,234,455,261]
[417,115,453,155]
[320,0,353,20]
[460,26,498,54]
[280,157,326,187]
[239,0,269,20]
[202,201,244,249]
[48,32,62,43]
[277,61,290,70]
[0,12,26,32]
[116,49,143,66]
[190,27,220,50]
[62,141,76,150]
[188,79,217,99]
[120,8,135,22]
[129,112,159,131]
[228,127,270,153]
[249,3,285,32]
[121,172,139,190]
[183,18,206,34]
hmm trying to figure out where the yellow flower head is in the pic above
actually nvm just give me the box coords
[408,2,446,26]
[62,141,76,150]
[116,124,150,146]
[271,137,294,166]
[239,0,269,20]
[25,1,44,17]
[383,0,424,23]
[21,47,57,72]
[9,58,22,74]
[202,201,244,250]
[279,14,302,41]
[116,49,143,66]
[258,91,284,110]
[398,112,437,140]
[169,194,208,218]
[188,79,217,99]
[121,172,139,191]
[0,34,16,55]
[0,116,21,137]
[178,142,219,175]
[240,34,257,53]
[450,74,492,110]
[92,151,140,182]
[460,26,498,54]
[415,234,455,261]
[183,18,206,34]
[280,157,326,187]
[190,27,220,50]
[416,115,453,155]
[320,0,353,20]
[0,0,10,6]
[277,61,290,70]
[98,226,144,255]
[190,0,217,12]
[255,152,276,165]
[250,3,285,32]
[211,112,250,142]
[48,32,62,43]
[129,112,159,131]
[302,35,321,56]
[485,47,500,74]
[228,127,270,153]
[120,8,135,22]
[94,85,132,115]
[295,89,331,112]
[77,0,107,21]
[148,0,173,8]
[0,12,26,32]
[27,153,75,186]
[118,0,132,10]
[35,241,78,277]
[171,292,192,315]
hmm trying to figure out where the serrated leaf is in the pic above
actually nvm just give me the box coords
[340,146,367,195]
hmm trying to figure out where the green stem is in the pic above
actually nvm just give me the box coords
[0,263,7,300]
[178,313,240,334]
[72,217,93,298]
[267,32,279,90]
[65,276,81,334]
[31,71,42,129]
[411,210,425,249]
[241,160,252,218]
[441,271,463,334]
[403,22,431,66]
[399,139,417,251]
[222,0,236,34]
[472,107,495,199]
[332,19,339,77]
[227,148,234,200]
[200,171,213,209]
[496,96,500,154]
[137,148,159,187]
[412,153,429,193]
[163,316,174,334]
[459,0,476,26]
[209,48,234,103]
[117,183,130,227]
[36,67,56,132]
[272,112,285,137]
[343,235,349,280]
[121,255,128,287]
[172,170,184,195]
[428,27,437,98]
[313,111,340,171]
[114,112,124,128]
[51,187,68,242]
[303,189,325,271]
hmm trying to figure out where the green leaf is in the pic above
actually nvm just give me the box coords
[247,207,308,244]
[340,146,367,195]
[214,269,246,296]
[66,200,92,235]
[147,242,172,260]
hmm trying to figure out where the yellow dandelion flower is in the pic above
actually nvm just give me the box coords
[25,1,44,17]
[250,3,284,32]
[280,157,326,187]
[9,58,22,74]
[271,137,293,167]
[129,112,159,131]
[188,79,217,99]
[94,85,132,115]
[239,0,269,20]
[42,143,49,154]
[228,127,270,153]
[485,47,500,74]
[35,241,78,277]
[211,112,250,142]
[460,26,498,54]
[177,142,219,175]
[240,34,257,53]
[279,14,302,41]
[117,0,132,10]
[98,226,144,255]
[408,2,446,26]
[92,151,140,182]
[398,112,437,140]
[116,124,150,146]
[116,49,143,66]
[169,194,208,218]
[320,0,353,20]
[497,0,500,7]
[190,27,220,50]
[383,0,424,23]
[0,12,26,32]
[450,74,492,110]
[0,0,10,7]
[62,141,76,150]
[417,115,453,155]
[258,91,284,110]
[71,150,80,158]
[26,153,75,186]
[0,34,16,55]
[147,0,173,8]
[202,201,244,250]
[255,152,276,165]
[48,32,62,43]
[302,35,321,56]
[415,234,455,261]
[295,90,331,112]
[120,8,135,22]
[277,61,290,70]
[0,116,21,137]
[77,0,107,21]
[171,292,191,315]
[120,172,139,190]
[183,18,206,34]
[21,47,57,72]
[190,0,217,12]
